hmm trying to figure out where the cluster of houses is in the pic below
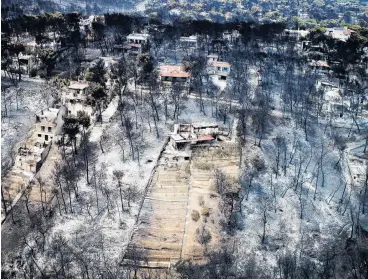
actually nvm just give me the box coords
[10,26,233,91]
[301,26,357,73]
[4,29,62,76]
[2,80,98,208]
[158,55,231,90]
[15,107,65,174]
[113,31,232,90]
[281,25,368,119]
[2,107,64,205]
[10,81,95,175]
[158,35,231,89]
[325,27,354,42]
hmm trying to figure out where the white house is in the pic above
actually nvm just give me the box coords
[127,33,149,45]
[222,30,241,43]
[211,61,231,80]
[124,33,149,54]
[325,27,354,42]
[63,82,94,117]
[68,81,90,95]
[34,108,61,145]
[180,35,198,48]
[207,54,219,63]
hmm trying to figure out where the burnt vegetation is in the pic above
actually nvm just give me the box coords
[1,7,368,279]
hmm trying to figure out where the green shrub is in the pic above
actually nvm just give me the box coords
[201,207,211,217]
[191,210,200,222]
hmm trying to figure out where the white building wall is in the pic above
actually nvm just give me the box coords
[66,102,94,117]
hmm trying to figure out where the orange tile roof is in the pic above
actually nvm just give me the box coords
[309,60,330,68]
[198,135,215,141]
[159,65,190,78]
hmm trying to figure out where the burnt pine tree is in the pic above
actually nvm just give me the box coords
[63,116,80,159]
[77,111,91,183]
[88,82,106,123]
[85,59,106,86]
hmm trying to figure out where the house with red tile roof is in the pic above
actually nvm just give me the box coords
[159,65,190,83]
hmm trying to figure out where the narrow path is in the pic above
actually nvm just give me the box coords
[180,159,192,259]
[90,96,119,142]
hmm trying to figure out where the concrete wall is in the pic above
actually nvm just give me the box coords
[37,142,52,172]
[66,102,94,117]
[15,155,38,173]
[194,126,218,135]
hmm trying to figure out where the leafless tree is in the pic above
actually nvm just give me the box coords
[51,161,68,214]
[79,129,98,184]
[273,135,287,177]
[113,170,125,212]
[214,169,231,195]
[52,187,63,216]
[260,197,271,243]
[170,82,188,121]
[314,143,328,200]
[91,164,101,214]
[124,245,148,279]
[24,185,32,219]
[251,103,269,147]
[361,167,368,214]
[122,185,140,210]
[36,176,47,217]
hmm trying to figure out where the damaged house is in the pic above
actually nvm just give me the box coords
[169,123,219,150]
[14,139,51,173]
[33,108,64,145]
[63,82,94,117]
[123,33,150,54]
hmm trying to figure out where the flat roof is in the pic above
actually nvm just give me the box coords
[127,33,149,40]
[69,82,89,90]
[170,134,185,141]
[321,81,337,87]
[213,61,231,68]
[180,35,197,42]
[19,54,32,60]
